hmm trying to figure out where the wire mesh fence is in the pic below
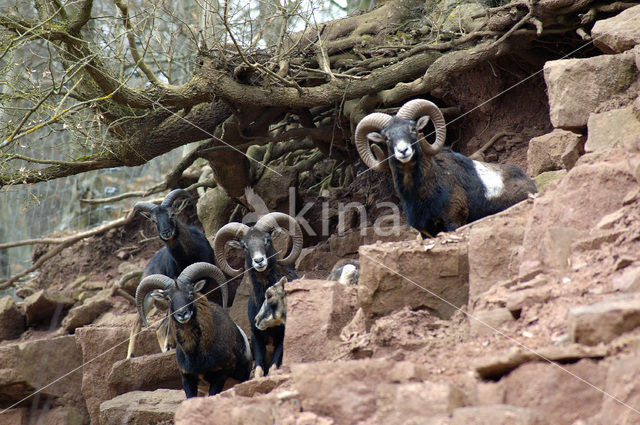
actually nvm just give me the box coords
[0,151,182,281]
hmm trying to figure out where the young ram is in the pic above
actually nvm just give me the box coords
[355,99,537,237]
[126,188,228,359]
[136,262,251,398]
[253,260,360,332]
[213,211,302,378]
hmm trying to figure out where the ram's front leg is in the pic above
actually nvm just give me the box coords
[181,372,199,398]
[252,332,267,378]
[204,370,228,395]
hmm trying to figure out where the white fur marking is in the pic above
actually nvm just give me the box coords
[394,140,414,162]
[473,161,504,199]
[338,264,357,285]
[235,323,252,362]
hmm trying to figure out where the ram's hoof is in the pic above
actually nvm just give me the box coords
[254,366,264,378]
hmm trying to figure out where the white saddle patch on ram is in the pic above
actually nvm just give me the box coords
[236,323,253,363]
[473,161,504,199]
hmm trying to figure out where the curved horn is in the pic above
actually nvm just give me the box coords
[255,212,303,266]
[161,189,190,207]
[396,99,446,156]
[354,113,393,172]
[131,201,157,217]
[135,274,173,327]
[213,222,250,277]
[178,262,229,309]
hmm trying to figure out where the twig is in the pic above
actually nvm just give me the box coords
[114,0,168,88]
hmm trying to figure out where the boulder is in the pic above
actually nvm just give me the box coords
[61,290,112,333]
[451,405,545,425]
[283,280,358,365]
[592,5,640,53]
[0,336,84,411]
[544,52,637,129]
[0,297,25,341]
[585,107,640,155]
[99,389,184,425]
[23,290,74,325]
[75,326,160,425]
[527,129,584,176]
[568,296,640,345]
[291,359,461,425]
[503,359,605,425]
[358,238,468,319]
[108,351,181,396]
[468,201,530,302]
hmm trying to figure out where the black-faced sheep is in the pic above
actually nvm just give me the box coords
[126,188,227,358]
[136,262,251,398]
[213,212,302,378]
[355,99,537,237]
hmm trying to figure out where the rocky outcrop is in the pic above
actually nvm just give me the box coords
[75,326,160,425]
[283,280,358,365]
[358,236,469,319]
[0,336,84,416]
[519,152,637,277]
[592,5,640,54]
[544,52,637,129]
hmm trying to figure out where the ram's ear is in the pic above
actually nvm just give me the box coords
[192,280,206,293]
[367,132,385,144]
[149,289,169,301]
[416,116,431,132]
[228,240,244,249]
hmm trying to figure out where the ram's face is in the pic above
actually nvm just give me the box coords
[168,281,200,324]
[241,228,272,272]
[152,207,177,241]
[382,119,418,163]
